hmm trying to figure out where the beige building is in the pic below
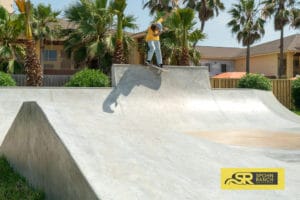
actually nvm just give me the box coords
[196,47,242,77]
[0,0,13,13]
[39,19,77,75]
[198,34,300,78]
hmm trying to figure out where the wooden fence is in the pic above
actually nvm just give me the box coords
[210,78,293,109]
[210,78,240,88]
[272,79,293,109]
[12,74,71,87]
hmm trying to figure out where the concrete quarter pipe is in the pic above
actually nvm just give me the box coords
[0,64,299,199]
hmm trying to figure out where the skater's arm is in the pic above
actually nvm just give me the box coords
[153,31,163,37]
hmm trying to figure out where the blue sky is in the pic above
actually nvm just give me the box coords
[29,0,299,48]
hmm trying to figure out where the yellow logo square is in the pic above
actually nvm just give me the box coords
[221,168,284,190]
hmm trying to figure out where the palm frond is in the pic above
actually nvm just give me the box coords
[0,6,24,73]
[188,29,205,44]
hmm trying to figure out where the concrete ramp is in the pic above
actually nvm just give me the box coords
[111,64,211,89]
[0,64,300,199]
[105,65,300,132]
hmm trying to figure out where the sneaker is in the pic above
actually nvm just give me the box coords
[145,60,150,65]
[158,64,163,68]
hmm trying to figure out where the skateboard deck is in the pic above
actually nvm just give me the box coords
[145,63,168,72]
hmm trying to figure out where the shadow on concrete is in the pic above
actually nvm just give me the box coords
[103,67,162,113]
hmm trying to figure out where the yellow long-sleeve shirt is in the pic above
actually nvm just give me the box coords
[145,27,160,42]
[145,18,164,42]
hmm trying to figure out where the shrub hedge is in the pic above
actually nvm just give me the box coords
[238,73,272,91]
[292,78,300,109]
[65,69,110,87]
[0,71,16,86]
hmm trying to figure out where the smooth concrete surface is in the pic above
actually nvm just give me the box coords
[0,64,299,199]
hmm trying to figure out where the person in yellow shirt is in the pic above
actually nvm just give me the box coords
[145,18,164,68]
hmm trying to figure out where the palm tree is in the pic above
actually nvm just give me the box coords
[184,0,225,32]
[228,0,265,74]
[15,0,42,86]
[110,0,137,64]
[159,27,203,65]
[32,3,60,73]
[262,0,300,78]
[110,0,126,64]
[143,0,179,15]
[163,8,205,65]
[64,0,113,73]
[0,6,24,73]
[142,2,200,66]
[109,14,138,64]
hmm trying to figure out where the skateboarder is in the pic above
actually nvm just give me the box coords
[145,18,164,68]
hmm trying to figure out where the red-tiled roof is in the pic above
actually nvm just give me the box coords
[290,76,300,80]
[213,72,246,79]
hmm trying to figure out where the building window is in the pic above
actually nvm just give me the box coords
[221,64,227,72]
[43,50,57,61]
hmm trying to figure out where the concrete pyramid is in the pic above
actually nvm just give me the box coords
[1,102,98,200]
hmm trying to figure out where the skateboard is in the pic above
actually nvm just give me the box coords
[145,63,168,72]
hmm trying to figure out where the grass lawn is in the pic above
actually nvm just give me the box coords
[294,110,300,115]
[0,156,44,200]
[292,110,300,115]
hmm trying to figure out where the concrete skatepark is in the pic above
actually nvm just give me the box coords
[0,64,300,199]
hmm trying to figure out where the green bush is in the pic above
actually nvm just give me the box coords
[292,78,300,109]
[238,73,272,91]
[0,71,16,86]
[65,69,110,87]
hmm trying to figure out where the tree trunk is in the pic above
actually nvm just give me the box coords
[114,14,124,64]
[180,47,190,66]
[25,39,43,86]
[113,39,125,64]
[40,39,45,77]
[200,21,205,32]
[175,49,180,65]
[246,44,250,74]
[181,29,189,66]
[279,28,284,78]
[199,0,207,32]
